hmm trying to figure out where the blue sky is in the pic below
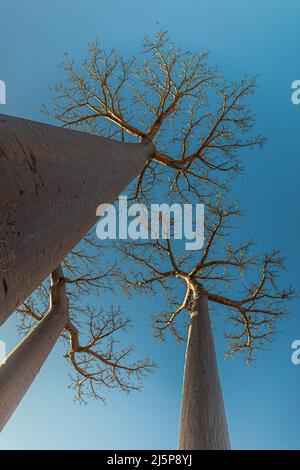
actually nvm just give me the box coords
[0,0,300,449]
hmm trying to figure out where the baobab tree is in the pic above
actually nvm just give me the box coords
[16,234,154,401]
[113,199,294,449]
[0,265,69,430]
[0,233,154,430]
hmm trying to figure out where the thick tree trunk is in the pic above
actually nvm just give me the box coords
[0,266,68,431]
[178,283,230,450]
[0,114,155,325]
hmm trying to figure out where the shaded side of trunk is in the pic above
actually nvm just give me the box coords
[178,283,230,450]
[0,267,68,431]
[0,114,155,325]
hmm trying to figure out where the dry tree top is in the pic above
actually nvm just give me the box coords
[45,30,264,201]
[17,235,155,404]
[114,198,295,362]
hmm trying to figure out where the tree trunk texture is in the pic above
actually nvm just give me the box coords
[0,114,155,325]
[0,266,68,432]
[178,283,230,450]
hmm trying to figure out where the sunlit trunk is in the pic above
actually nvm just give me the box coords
[178,282,230,450]
[0,114,154,325]
[0,266,68,431]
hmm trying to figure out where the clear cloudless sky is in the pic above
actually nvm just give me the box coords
[0,0,300,450]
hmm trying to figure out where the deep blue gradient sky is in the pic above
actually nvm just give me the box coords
[0,0,300,449]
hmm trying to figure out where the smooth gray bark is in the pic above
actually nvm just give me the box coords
[0,114,155,325]
[178,283,230,450]
[0,266,68,431]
